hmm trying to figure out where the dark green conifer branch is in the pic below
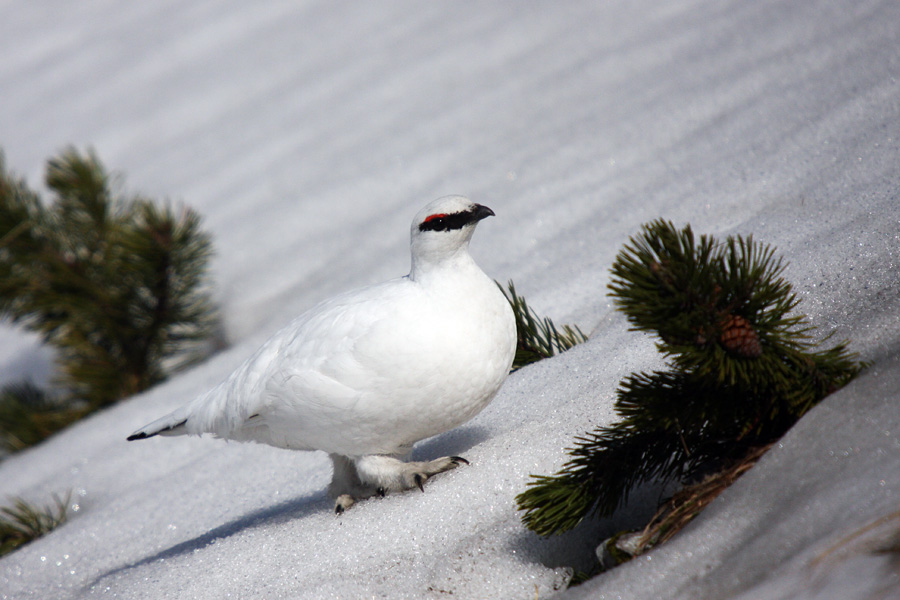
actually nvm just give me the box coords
[498,280,588,371]
[0,147,218,414]
[517,220,863,537]
[0,382,90,453]
[0,492,69,557]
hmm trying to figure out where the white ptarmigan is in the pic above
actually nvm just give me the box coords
[128,196,517,512]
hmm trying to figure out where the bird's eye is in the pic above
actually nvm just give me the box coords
[419,213,450,232]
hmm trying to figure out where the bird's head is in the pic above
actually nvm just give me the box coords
[409,196,495,276]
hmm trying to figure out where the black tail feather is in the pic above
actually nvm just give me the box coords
[126,419,187,441]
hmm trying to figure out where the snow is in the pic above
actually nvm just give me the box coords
[1,0,899,598]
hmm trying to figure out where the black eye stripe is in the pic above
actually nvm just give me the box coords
[418,209,478,232]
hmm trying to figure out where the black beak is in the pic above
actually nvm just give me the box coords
[472,204,495,222]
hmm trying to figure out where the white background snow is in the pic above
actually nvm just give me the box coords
[1,1,899,598]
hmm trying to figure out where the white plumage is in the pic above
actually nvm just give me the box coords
[128,196,517,511]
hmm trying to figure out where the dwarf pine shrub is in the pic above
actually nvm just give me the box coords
[517,220,863,537]
[0,148,218,450]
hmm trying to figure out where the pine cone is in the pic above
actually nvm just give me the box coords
[719,314,762,358]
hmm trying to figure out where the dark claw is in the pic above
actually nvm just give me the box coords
[376,487,386,497]
[414,473,425,492]
[450,456,469,465]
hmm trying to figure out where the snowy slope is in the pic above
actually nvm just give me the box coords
[1,0,899,598]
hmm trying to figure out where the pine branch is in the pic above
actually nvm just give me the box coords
[0,382,90,453]
[518,219,864,538]
[518,426,687,535]
[0,492,69,557]
[498,280,588,371]
[0,147,219,409]
[518,370,749,535]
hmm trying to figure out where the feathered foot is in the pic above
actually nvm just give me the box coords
[330,454,469,513]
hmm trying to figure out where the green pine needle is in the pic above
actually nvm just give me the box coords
[498,280,588,371]
[0,492,70,557]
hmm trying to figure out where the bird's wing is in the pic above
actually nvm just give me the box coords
[179,279,416,440]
